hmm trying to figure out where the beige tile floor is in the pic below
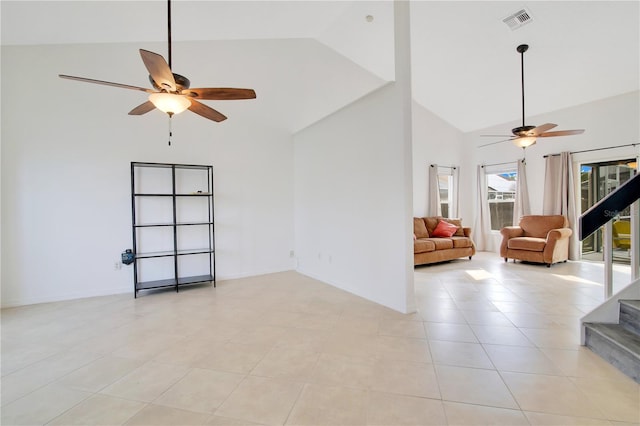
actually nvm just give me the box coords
[1,252,639,425]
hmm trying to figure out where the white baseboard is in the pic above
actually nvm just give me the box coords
[1,268,297,308]
[1,286,131,309]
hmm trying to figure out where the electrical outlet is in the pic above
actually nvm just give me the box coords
[114,261,122,270]
[289,250,295,258]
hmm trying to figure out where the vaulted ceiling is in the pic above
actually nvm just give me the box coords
[2,1,638,133]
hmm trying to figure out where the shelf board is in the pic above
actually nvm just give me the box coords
[135,250,175,259]
[133,193,211,197]
[135,248,214,259]
[136,278,177,290]
[132,162,211,171]
[177,248,215,256]
[174,164,211,170]
[132,162,174,169]
[178,275,214,285]
[135,275,214,292]
[134,223,174,228]
[134,222,213,228]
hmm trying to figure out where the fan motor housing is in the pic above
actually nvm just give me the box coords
[512,125,536,136]
[149,73,190,92]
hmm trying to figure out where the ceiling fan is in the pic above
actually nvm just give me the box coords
[59,0,256,123]
[479,44,584,149]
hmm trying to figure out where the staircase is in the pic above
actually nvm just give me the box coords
[584,300,640,383]
[579,172,639,382]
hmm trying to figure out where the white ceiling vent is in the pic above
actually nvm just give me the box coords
[502,8,533,30]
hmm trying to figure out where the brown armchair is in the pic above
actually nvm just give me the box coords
[500,215,572,267]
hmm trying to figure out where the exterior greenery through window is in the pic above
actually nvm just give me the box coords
[487,170,517,230]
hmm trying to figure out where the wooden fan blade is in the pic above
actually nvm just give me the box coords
[188,99,227,122]
[478,138,515,148]
[139,49,176,92]
[182,88,257,100]
[59,74,153,93]
[538,129,585,137]
[480,134,513,137]
[128,101,156,115]
[531,123,557,135]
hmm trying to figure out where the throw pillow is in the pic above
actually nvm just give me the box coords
[443,218,465,237]
[431,220,458,238]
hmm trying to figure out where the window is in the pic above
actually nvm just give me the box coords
[438,174,452,218]
[429,165,459,218]
[486,169,517,230]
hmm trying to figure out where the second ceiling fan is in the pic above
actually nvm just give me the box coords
[59,0,256,122]
[480,44,584,148]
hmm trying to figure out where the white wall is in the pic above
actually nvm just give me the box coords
[1,43,295,307]
[292,1,415,314]
[411,102,465,218]
[466,91,640,251]
[294,83,415,313]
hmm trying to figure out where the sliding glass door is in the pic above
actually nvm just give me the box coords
[580,159,636,263]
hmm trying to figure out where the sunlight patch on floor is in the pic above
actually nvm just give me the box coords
[551,274,602,286]
[465,269,494,280]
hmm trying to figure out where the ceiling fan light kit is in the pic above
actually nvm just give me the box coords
[479,43,584,149]
[513,136,537,148]
[148,93,190,116]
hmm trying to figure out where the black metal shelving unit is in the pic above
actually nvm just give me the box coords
[131,162,215,297]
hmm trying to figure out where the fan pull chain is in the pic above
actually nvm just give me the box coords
[168,117,172,146]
